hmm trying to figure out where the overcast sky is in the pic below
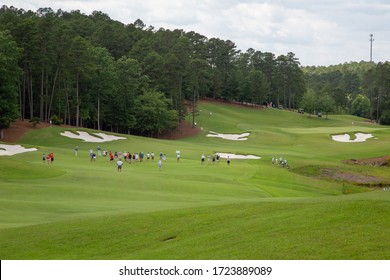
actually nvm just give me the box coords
[2,0,389,66]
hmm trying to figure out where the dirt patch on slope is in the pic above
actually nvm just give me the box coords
[158,120,201,140]
[199,98,265,110]
[342,156,389,167]
[1,119,50,143]
[320,168,387,186]
[293,164,389,187]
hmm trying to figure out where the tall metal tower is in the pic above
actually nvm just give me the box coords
[369,34,374,62]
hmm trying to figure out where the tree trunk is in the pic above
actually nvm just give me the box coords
[192,87,197,128]
[22,74,26,120]
[44,71,49,122]
[97,93,100,130]
[18,79,22,120]
[64,80,69,125]
[40,65,44,121]
[47,68,59,121]
[76,72,80,127]
[376,89,381,123]
[28,71,34,120]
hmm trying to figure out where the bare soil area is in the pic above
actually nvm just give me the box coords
[1,119,50,143]
[158,120,201,140]
[342,156,389,167]
[320,168,387,186]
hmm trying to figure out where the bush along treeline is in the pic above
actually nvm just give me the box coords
[1,6,389,138]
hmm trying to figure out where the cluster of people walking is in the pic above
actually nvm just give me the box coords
[79,145,173,172]
[42,152,55,164]
[83,147,162,164]
[271,156,288,168]
[49,145,291,172]
[107,151,157,163]
[63,143,295,174]
[201,153,230,165]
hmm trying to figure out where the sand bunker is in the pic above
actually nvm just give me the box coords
[218,153,261,159]
[332,133,373,143]
[61,131,126,143]
[207,131,250,141]
[0,144,37,156]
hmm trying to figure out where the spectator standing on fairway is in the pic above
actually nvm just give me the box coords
[176,151,180,162]
[75,146,78,156]
[97,146,101,156]
[42,152,46,162]
[117,158,123,172]
[201,154,205,164]
[227,156,231,166]
[46,153,51,164]
[158,159,163,170]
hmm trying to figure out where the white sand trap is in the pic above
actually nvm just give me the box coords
[218,153,261,159]
[207,131,250,141]
[0,144,37,156]
[332,133,373,143]
[61,131,126,143]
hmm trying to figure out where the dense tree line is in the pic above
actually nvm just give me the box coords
[2,5,389,139]
[0,5,306,136]
[303,61,390,124]
[0,29,21,139]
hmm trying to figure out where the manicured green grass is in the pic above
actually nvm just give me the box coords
[1,102,390,259]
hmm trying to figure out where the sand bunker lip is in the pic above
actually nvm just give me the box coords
[0,144,37,156]
[217,152,261,159]
[61,131,126,143]
[332,133,374,143]
[207,131,250,141]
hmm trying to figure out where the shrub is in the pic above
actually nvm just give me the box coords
[29,117,40,127]
[50,115,63,125]
[379,110,390,125]
[351,94,371,118]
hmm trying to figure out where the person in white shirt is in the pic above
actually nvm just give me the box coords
[117,159,123,172]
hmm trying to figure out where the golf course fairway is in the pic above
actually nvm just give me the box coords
[1,101,390,259]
